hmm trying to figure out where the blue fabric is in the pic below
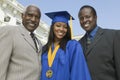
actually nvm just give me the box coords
[88,26,99,41]
[41,40,91,80]
[45,11,74,24]
[52,16,68,24]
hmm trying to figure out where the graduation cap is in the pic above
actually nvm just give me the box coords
[45,11,74,24]
[45,11,75,38]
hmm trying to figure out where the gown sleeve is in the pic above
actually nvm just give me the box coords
[67,40,91,80]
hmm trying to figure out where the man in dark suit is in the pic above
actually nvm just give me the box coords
[78,5,120,80]
[0,5,42,80]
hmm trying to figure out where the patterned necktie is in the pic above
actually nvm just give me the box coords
[86,35,91,48]
[87,36,91,45]
[30,32,38,51]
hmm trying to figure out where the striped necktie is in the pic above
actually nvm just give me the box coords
[30,32,38,51]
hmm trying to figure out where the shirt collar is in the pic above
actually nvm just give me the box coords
[88,26,98,38]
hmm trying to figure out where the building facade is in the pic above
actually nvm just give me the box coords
[0,0,49,45]
[0,0,83,45]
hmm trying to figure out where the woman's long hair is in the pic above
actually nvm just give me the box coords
[42,23,71,53]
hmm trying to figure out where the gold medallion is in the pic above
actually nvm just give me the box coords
[46,69,53,78]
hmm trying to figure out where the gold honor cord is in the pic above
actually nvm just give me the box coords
[46,45,60,78]
[70,16,73,39]
[48,45,60,67]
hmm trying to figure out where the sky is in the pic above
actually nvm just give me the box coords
[17,0,120,36]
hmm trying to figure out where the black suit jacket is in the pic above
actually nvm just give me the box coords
[79,27,120,80]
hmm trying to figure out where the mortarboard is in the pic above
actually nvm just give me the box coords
[45,11,75,39]
[45,11,74,24]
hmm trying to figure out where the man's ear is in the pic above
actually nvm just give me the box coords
[21,13,24,19]
[94,15,97,20]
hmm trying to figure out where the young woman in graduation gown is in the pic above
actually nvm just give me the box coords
[40,11,91,80]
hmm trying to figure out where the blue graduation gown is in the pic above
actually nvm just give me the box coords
[41,40,91,80]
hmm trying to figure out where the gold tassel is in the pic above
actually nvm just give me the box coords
[70,16,73,39]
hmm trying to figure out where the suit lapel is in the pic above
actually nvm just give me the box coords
[19,26,36,51]
[80,34,87,54]
[35,37,42,55]
[85,27,104,56]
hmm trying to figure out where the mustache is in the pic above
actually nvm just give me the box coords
[27,21,38,25]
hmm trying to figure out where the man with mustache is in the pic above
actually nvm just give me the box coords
[0,5,42,80]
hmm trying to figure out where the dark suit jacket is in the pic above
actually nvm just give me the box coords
[79,27,120,80]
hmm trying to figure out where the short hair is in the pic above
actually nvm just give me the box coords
[78,5,97,17]
[22,5,41,16]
